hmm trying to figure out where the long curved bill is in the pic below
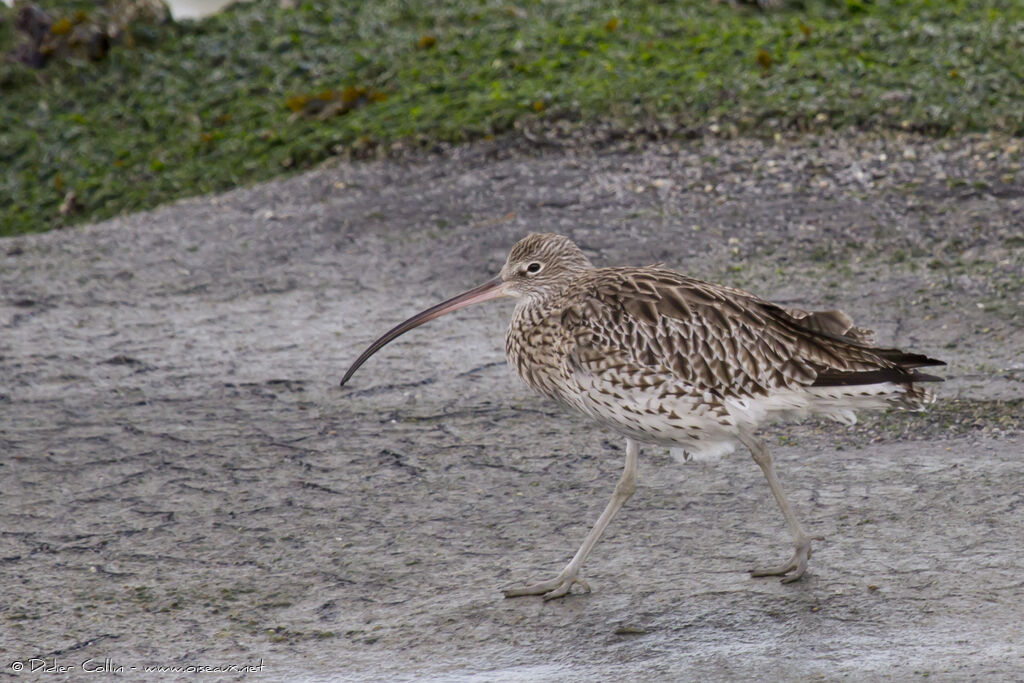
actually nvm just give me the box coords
[340,276,510,386]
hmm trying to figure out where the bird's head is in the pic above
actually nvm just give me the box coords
[499,232,594,301]
[339,233,592,386]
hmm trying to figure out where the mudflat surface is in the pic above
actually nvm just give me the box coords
[2,133,1023,681]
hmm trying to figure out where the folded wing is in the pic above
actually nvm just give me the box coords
[560,268,944,398]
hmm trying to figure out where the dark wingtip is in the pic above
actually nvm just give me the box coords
[812,368,945,387]
[869,349,946,369]
[907,355,946,368]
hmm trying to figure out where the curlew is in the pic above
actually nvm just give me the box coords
[341,233,944,599]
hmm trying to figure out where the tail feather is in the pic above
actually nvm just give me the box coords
[811,339,945,387]
[774,307,947,388]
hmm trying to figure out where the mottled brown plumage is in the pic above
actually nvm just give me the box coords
[342,233,944,599]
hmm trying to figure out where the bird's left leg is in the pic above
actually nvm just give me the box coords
[503,438,639,600]
[739,431,818,583]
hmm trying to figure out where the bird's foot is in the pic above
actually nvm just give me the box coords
[750,535,821,584]
[503,566,590,600]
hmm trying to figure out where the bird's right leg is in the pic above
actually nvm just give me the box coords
[503,438,639,600]
[740,431,818,583]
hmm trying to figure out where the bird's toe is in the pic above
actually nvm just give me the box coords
[504,568,588,600]
[751,536,815,582]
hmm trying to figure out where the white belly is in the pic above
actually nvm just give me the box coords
[564,376,920,462]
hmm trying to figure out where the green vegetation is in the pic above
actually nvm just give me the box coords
[3,0,1024,235]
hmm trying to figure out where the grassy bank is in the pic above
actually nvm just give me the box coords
[2,0,1023,236]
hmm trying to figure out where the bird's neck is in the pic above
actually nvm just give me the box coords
[505,294,568,403]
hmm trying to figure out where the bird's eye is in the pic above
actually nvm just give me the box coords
[526,262,542,274]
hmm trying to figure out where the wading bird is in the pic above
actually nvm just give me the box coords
[341,233,943,599]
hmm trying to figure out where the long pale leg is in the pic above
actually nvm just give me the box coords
[740,431,817,583]
[504,438,640,600]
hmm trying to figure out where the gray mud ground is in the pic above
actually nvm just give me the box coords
[2,133,1023,681]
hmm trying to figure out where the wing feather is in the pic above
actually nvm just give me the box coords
[560,267,943,396]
